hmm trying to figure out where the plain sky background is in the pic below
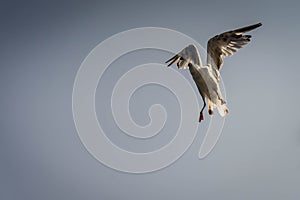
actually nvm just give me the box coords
[1,0,300,200]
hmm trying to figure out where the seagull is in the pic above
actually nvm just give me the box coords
[166,23,262,122]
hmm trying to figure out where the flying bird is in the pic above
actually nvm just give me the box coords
[166,23,262,122]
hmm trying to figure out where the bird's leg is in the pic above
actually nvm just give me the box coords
[199,112,204,122]
[199,95,206,122]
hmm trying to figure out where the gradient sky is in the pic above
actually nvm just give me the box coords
[1,0,300,200]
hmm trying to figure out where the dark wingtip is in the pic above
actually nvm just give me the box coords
[165,54,179,67]
[235,22,262,33]
[165,60,173,67]
[250,22,262,29]
[165,55,176,63]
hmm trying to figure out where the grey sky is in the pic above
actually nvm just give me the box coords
[1,0,300,200]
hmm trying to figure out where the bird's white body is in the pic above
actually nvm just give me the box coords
[189,60,229,117]
[197,64,228,116]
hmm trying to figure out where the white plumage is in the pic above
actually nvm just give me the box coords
[166,23,262,122]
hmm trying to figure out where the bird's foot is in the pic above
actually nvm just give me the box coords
[199,112,204,122]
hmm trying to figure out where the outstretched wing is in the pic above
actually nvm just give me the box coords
[166,44,202,69]
[207,23,262,72]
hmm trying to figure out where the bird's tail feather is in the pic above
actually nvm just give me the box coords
[216,101,229,117]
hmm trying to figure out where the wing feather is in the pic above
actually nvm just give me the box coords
[207,23,262,71]
[166,45,202,69]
